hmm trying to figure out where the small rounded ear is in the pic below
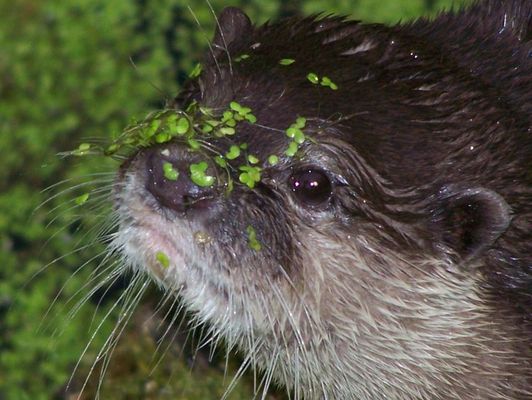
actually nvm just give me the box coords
[431,185,512,262]
[211,7,252,58]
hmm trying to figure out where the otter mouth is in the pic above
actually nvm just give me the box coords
[115,146,236,293]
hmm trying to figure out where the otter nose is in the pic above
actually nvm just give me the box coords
[145,148,215,213]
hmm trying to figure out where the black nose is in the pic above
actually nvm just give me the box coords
[145,147,216,213]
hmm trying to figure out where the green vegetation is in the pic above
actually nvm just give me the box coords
[0,1,466,399]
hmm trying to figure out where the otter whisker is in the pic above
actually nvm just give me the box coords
[206,0,233,76]
[187,5,223,78]
[93,274,150,399]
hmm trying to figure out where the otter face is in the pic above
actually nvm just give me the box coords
[113,5,531,400]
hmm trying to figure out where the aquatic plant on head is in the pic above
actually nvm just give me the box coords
[65,82,311,196]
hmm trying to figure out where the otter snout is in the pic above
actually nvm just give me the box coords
[144,147,216,213]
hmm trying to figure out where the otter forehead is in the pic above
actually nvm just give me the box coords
[181,12,530,197]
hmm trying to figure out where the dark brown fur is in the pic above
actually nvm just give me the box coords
[115,1,531,398]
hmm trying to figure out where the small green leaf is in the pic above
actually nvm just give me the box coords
[230,101,242,112]
[293,130,306,144]
[155,132,171,143]
[72,143,91,156]
[187,138,201,150]
[219,127,236,136]
[189,63,202,78]
[222,111,234,121]
[285,141,299,157]
[240,106,252,115]
[105,144,119,155]
[144,119,161,138]
[239,166,261,188]
[279,58,295,65]
[225,145,241,160]
[295,116,307,128]
[245,113,257,123]
[320,76,339,90]
[307,72,319,84]
[234,54,250,62]
[268,155,279,166]
[286,127,299,138]
[155,251,170,268]
[175,117,190,134]
[225,118,237,127]
[214,156,227,168]
[246,225,262,251]
[75,193,90,205]
[201,123,214,133]
[247,154,259,164]
[163,161,179,181]
[190,161,216,187]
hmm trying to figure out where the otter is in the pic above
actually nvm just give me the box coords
[111,0,531,399]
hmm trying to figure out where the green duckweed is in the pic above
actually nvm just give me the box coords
[320,76,338,90]
[247,155,259,164]
[214,156,227,168]
[225,145,241,160]
[155,251,170,268]
[190,161,215,187]
[71,143,92,156]
[267,155,279,166]
[285,141,299,157]
[246,225,261,251]
[162,161,179,181]
[234,54,250,62]
[75,193,90,205]
[307,72,319,84]
[189,63,202,78]
[239,166,261,189]
[279,58,295,65]
[68,89,314,200]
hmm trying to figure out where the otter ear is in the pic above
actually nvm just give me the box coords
[211,7,252,57]
[431,186,511,261]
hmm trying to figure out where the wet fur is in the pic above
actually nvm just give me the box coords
[114,1,531,399]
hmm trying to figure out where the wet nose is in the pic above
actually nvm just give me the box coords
[145,148,216,213]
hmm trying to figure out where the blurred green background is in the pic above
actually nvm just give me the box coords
[1,0,466,399]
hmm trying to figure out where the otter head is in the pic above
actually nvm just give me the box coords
[113,6,531,399]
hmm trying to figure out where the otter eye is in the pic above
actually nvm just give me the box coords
[289,168,332,206]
